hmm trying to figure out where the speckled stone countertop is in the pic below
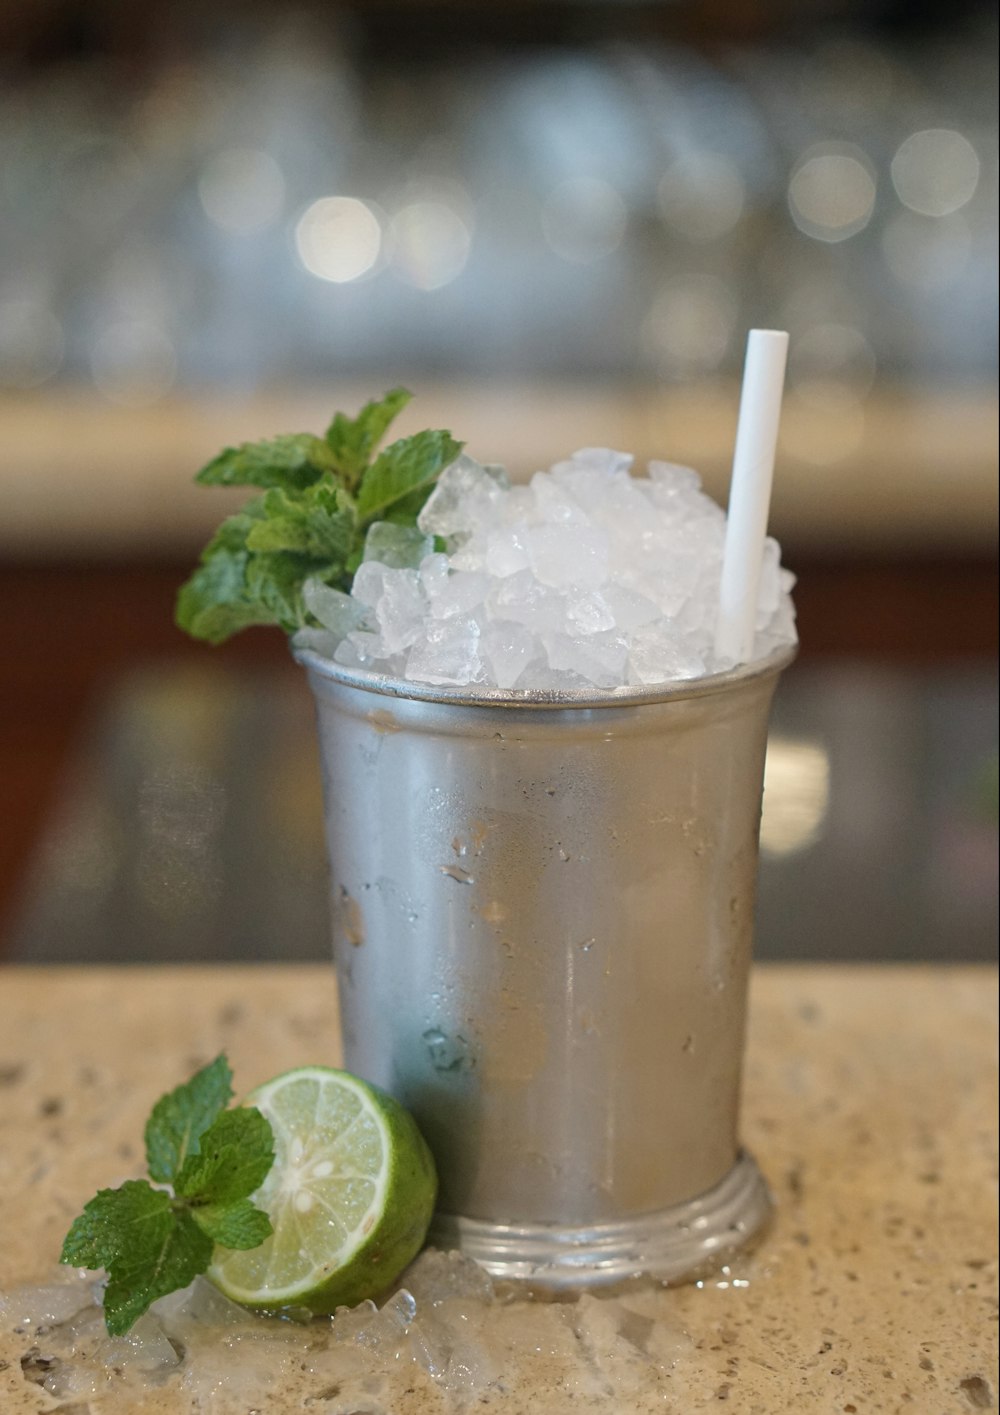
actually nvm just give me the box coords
[1,965,996,1414]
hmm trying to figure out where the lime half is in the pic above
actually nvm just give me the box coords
[208,1066,437,1313]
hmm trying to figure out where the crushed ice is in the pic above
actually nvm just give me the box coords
[2,1251,692,1413]
[294,449,797,689]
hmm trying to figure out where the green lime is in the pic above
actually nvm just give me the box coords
[208,1066,437,1314]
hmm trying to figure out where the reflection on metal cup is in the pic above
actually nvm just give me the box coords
[298,646,794,1287]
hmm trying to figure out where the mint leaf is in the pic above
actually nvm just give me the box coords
[176,493,345,643]
[244,550,330,633]
[378,487,438,528]
[356,429,463,524]
[177,589,282,646]
[174,1106,274,1205]
[325,387,412,488]
[175,504,276,643]
[144,1054,233,1185]
[244,484,355,562]
[195,433,335,490]
[178,391,461,646]
[201,499,269,553]
[61,1055,276,1337]
[61,1180,171,1271]
[176,549,278,645]
[60,1180,214,1336]
[102,1210,213,1337]
[191,1198,272,1250]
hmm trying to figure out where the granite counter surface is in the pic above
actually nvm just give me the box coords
[1,964,996,1414]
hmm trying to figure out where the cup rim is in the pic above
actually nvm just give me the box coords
[294,641,797,711]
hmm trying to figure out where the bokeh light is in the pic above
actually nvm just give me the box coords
[890,129,980,218]
[0,28,994,388]
[541,177,627,264]
[788,145,877,243]
[389,201,472,290]
[198,148,285,233]
[657,152,745,242]
[295,197,383,283]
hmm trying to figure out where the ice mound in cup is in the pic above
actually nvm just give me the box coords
[293,449,797,690]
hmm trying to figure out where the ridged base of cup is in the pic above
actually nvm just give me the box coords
[428,1151,771,1289]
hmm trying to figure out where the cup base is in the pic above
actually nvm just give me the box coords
[428,1150,771,1289]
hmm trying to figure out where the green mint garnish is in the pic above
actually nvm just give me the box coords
[60,1055,274,1336]
[176,387,463,644]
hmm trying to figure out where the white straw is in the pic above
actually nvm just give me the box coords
[714,329,789,665]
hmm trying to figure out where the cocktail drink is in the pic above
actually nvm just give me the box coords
[171,328,792,1291]
[294,335,795,1285]
[299,644,791,1286]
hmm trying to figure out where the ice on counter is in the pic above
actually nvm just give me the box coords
[3,1255,693,1415]
[295,449,797,690]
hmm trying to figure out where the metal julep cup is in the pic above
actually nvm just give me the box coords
[297,644,794,1287]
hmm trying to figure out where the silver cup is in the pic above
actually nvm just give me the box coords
[297,645,794,1287]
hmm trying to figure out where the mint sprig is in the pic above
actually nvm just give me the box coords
[176,388,463,644]
[60,1055,274,1336]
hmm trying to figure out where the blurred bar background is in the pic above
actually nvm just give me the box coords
[1,0,996,959]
